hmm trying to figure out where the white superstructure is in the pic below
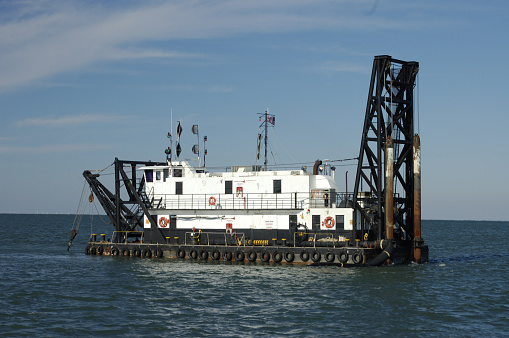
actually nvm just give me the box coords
[141,160,354,235]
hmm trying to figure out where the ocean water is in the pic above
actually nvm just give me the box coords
[0,214,508,337]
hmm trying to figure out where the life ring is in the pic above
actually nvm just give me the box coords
[223,251,233,261]
[189,249,198,259]
[338,250,348,263]
[311,251,321,263]
[155,248,164,258]
[111,247,120,256]
[322,216,335,228]
[272,251,282,263]
[260,251,270,262]
[247,251,257,262]
[284,251,295,263]
[158,217,168,228]
[300,250,310,262]
[211,249,220,260]
[133,248,141,257]
[142,248,152,258]
[122,248,130,257]
[235,251,245,262]
[177,248,186,259]
[325,251,335,263]
[97,246,104,255]
[352,251,363,265]
[199,250,209,260]
[209,196,216,205]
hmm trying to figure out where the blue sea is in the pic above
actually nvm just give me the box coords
[0,214,508,337]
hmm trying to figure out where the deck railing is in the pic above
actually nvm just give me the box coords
[148,192,355,210]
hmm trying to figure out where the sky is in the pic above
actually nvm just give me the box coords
[0,0,508,220]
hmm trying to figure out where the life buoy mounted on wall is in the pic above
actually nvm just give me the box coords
[209,196,216,205]
[322,216,335,228]
[158,217,168,228]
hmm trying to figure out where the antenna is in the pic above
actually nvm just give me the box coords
[165,109,173,162]
[256,108,275,170]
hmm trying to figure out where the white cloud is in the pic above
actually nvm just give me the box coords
[207,85,234,93]
[0,0,415,92]
[317,61,370,74]
[17,114,123,127]
[0,143,111,154]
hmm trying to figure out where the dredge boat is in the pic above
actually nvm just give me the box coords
[73,55,428,266]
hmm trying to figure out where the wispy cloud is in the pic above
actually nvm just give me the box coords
[317,61,370,74]
[207,85,234,93]
[0,0,415,92]
[17,114,123,127]
[0,143,111,154]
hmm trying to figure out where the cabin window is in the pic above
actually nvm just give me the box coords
[312,215,320,231]
[145,170,153,183]
[225,181,232,194]
[176,182,183,195]
[163,169,169,182]
[273,179,282,194]
[156,171,161,181]
[174,168,183,177]
[336,215,345,230]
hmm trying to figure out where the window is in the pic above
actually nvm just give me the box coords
[156,171,161,181]
[174,168,183,177]
[312,215,320,231]
[163,169,169,182]
[225,181,232,194]
[176,182,183,195]
[336,215,345,230]
[145,170,153,183]
[273,179,282,194]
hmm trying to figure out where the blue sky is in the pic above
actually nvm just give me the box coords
[0,0,507,220]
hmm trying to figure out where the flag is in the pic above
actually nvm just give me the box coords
[266,116,275,125]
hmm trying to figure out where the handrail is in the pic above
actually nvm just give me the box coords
[147,191,361,210]
[184,231,245,246]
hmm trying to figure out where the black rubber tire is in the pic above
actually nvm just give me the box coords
[223,251,233,261]
[352,251,363,265]
[155,248,164,258]
[199,249,209,260]
[90,247,97,255]
[97,246,104,255]
[284,251,295,263]
[133,248,141,257]
[325,251,335,263]
[189,249,198,259]
[311,251,321,263]
[177,248,186,259]
[142,249,152,258]
[247,251,257,262]
[300,250,310,262]
[211,250,220,260]
[235,251,245,262]
[272,251,282,263]
[338,250,348,263]
[111,247,120,256]
[122,248,130,257]
[260,251,270,262]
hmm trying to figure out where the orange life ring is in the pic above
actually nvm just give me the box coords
[209,196,216,205]
[158,217,168,228]
[322,216,335,228]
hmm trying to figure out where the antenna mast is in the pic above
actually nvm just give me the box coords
[257,109,275,170]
